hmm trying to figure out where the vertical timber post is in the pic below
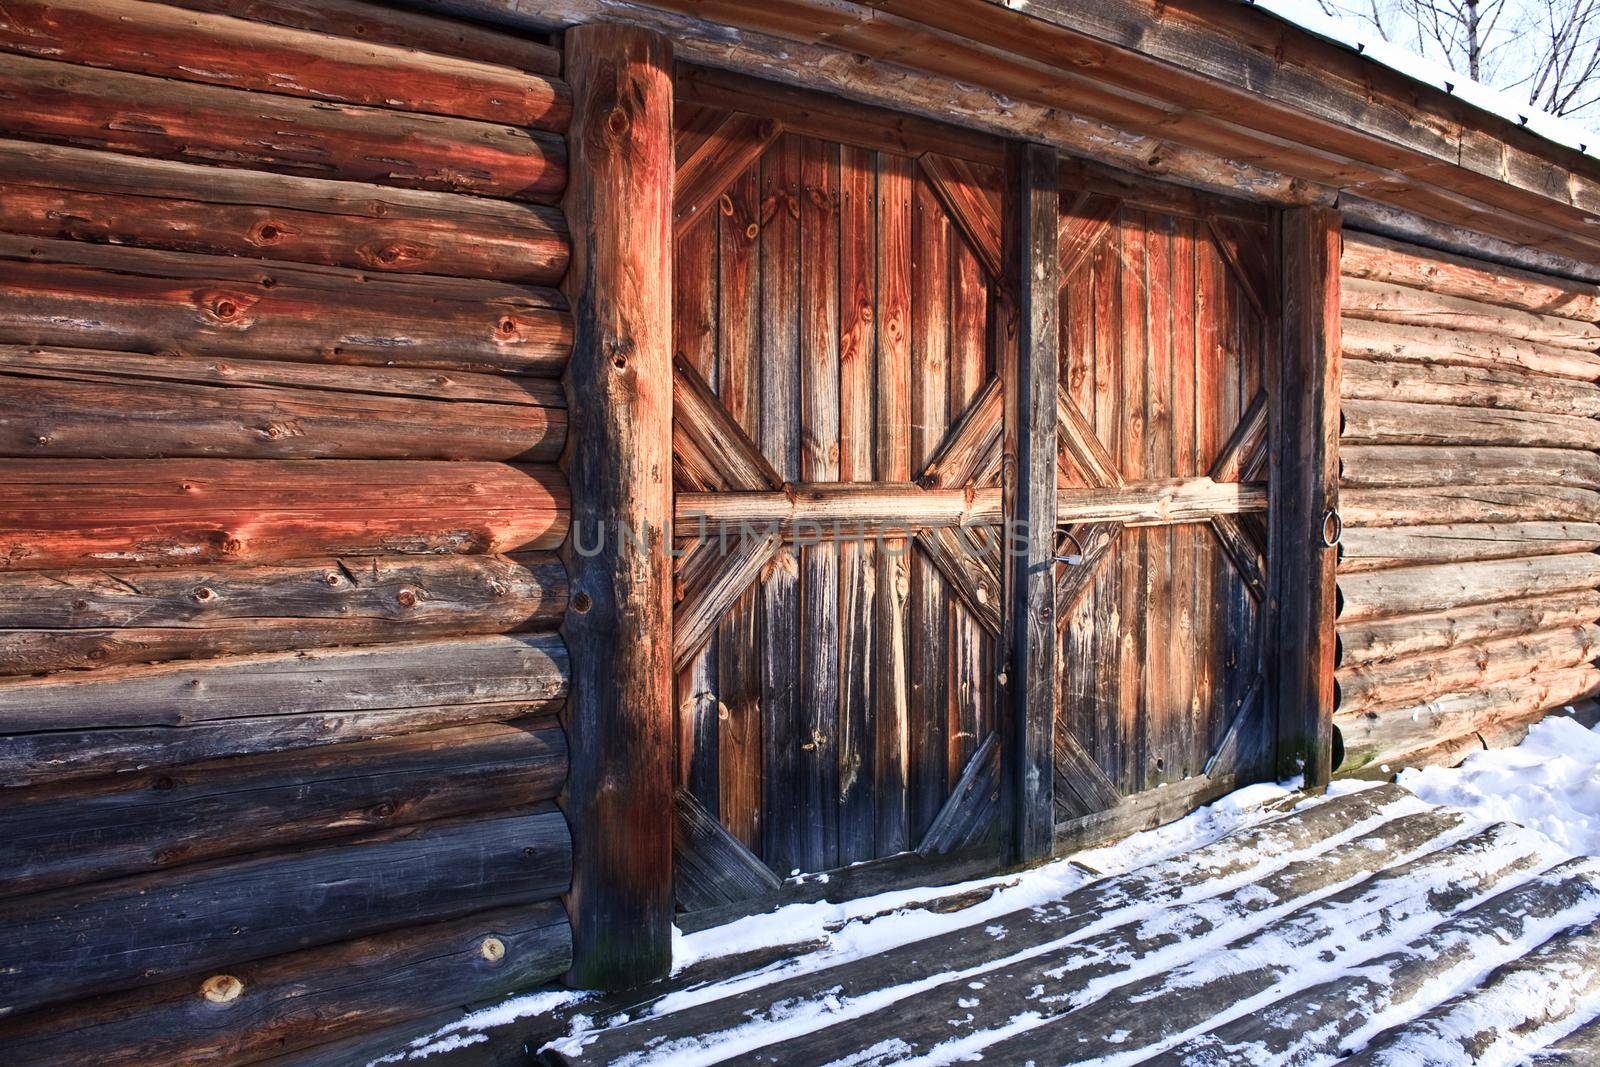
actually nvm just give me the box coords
[560,23,674,989]
[1009,143,1060,864]
[1273,206,1341,789]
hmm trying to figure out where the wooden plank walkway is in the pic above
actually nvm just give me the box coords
[372,783,1600,1066]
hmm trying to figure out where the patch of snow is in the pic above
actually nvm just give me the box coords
[1399,714,1600,857]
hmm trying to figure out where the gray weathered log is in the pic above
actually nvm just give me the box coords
[1341,316,1600,381]
[1342,484,1600,526]
[1337,589,1600,666]
[1337,553,1600,621]
[0,807,571,1016]
[1341,446,1600,490]
[1338,522,1600,572]
[1341,398,1600,450]
[1341,277,1600,351]
[0,720,566,899]
[1340,357,1600,417]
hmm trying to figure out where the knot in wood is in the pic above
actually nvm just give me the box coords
[192,586,215,602]
[480,936,507,962]
[396,588,418,608]
[248,220,287,245]
[605,106,630,137]
[200,974,244,1004]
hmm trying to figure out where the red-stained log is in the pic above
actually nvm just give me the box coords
[160,0,562,74]
[0,346,566,461]
[0,139,569,283]
[0,459,567,570]
[0,236,571,375]
[0,0,571,130]
[0,52,565,201]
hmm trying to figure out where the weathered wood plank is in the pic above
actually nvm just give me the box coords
[673,790,781,912]
[0,459,565,570]
[0,721,565,899]
[0,552,564,676]
[559,22,675,990]
[0,902,572,1067]
[0,0,571,129]
[0,347,565,461]
[672,354,782,492]
[0,53,565,200]
[0,236,571,376]
[0,139,568,283]
[674,111,781,237]
[1341,484,1600,527]
[917,732,1001,857]
[1274,205,1340,786]
[0,808,571,1016]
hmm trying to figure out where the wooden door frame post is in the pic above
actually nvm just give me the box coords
[1272,206,1342,789]
[560,23,675,990]
[1008,142,1061,864]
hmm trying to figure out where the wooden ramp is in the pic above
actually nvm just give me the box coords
[524,783,1600,1066]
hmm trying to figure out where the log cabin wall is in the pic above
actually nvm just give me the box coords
[0,1,577,1061]
[1334,231,1600,774]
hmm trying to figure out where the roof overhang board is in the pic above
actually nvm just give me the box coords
[412,0,1600,269]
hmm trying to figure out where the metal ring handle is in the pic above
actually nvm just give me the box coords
[1320,508,1343,548]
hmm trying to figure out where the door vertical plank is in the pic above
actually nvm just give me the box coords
[1089,228,1123,773]
[758,134,803,873]
[838,144,878,864]
[910,178,952,839]
[674,198,719,809]
[1145,213,1177,785]
[1170,218,1200,776]
[716,162,763,850]
[799,137,842,871]
[1119,212,1149,795]
[950,237,990,778]
[874,151,914,855]
[1274,207,1341,787]
[560,24,674,989]
[1197,229,1228,761]
[1010,143,1060,864]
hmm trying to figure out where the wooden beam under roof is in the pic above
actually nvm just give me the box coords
[421,0,1600,267]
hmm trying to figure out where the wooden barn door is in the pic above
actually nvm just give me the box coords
[668,73,1011,911]
[1052,166,1278,843]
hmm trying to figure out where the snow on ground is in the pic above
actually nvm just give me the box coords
[1400,711,1600,857]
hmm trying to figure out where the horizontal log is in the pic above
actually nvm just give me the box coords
[0,236,570,375]
[1342,232,1600,324]
[1341,277,1600,352]
[0,53,565,201]
[1344,235,1600,327]
[0,720,565,899]
[1342,485,1600,527]
[1341,317,1600,382]
[1340,358,1600,418]
[1338,589,1600,668]
[0,902,572,1066]
[1338,522,1600,572]
[1340,446,1600,490]
[0,139,568,283]
[0,0,571,130]
[0,633,568,734]
[0,552,565,675]
[1341,399,1600,450]
[1336,623,1600,716]
[1337,553,1600,622]
[0,459,567,570]
[161,0,562,74]
[2,701,554,789]
[0,346,565,460]
[0,807,571,1016]
[1336,665,1600,774]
